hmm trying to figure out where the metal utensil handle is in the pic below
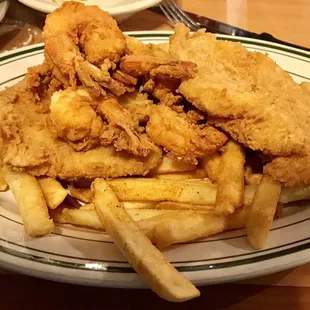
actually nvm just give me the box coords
[257,33,310,53]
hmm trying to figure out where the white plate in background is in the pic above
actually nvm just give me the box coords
[17,0,162,22]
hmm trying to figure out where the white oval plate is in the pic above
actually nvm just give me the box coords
[17,0,161,22]
[0,31,310,287]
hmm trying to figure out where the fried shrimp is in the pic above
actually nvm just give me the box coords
[42,2,126,97]
[50,88,152,156]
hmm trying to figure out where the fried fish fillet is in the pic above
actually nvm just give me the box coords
[172,24,307,157]
[0,79,162,181]
[171,24,310,186]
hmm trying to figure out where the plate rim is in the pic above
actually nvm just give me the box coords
[17,0,162,15]
[0,30,310,287]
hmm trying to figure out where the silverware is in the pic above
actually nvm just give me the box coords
[156,0,310,52]
[159,0,200,31]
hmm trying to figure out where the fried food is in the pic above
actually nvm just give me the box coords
[120,54,197,80]
[51,203,186,226]
[200,152,221,183]
[171,24,310,186]
[264,155,310,187]
[51,88,152,156]
[97,98,152,156]
[3,166,54,236]
[92,179,200,302]
[155,202,214,211]
[172,24,307,157]
[215,141,245,215]
[42,2,127,97]
[0,81,162,180]
[2,2,310,302]
[125,35,171,58]
[119,90,155,125]
[150,154,196,174]
[140,206,249,248]
[38,177,67,209]
[146,105,228,161]
[246,175,282,249]
[50,88,104,150]
[107,178,217,204]
[0,166,8,191]
[105,178,310,207]
[153,172,200,181]
[69,184,93,203]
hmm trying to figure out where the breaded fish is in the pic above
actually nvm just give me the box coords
[0,79,161,181]
[170,24,310,186]
[172,24,307,157]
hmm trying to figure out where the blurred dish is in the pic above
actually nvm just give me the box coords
[0,0,9,22]
[17,0,162,22]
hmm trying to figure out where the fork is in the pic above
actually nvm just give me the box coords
[159,0,201,31]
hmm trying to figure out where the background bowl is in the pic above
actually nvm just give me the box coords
[17,0,162,22]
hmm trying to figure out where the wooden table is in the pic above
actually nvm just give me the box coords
[1,1,310,309]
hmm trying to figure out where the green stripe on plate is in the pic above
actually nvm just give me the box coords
[0,33,309,65]
[1,237,309,273]
[1,51,44,67]
[0,215,309,264]
[131,33,310,60]
[0,46,44,62]
[1,211,310,246]
[0,74,26,87]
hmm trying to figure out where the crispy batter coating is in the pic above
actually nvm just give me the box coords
[146,105,228,161]
[172,24,306,157]
[0,80,162,180]
[42,2,127,97]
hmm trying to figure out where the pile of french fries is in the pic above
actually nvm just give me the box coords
[1,147,310,302]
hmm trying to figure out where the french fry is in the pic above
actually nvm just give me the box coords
[128,209,188,222]
[150,155,196,174]
[154,171,198,181]
[140,213,226,247]
[215,141,245,215]
[105,179,310,208]
[69,185,160,208]
[156,201,214,211]
[3,166,54,236]
[51,205,207,228]
[81,201,158,210]
[139,206,249,248]
[0,166,8,191]
[185,178,213,184]
[246,175,282,249]
[54,201,279,249]
[69,184,93,203]
[122,201,158,209]
[200,152,221,183]
[52,205,104,229]
[225,205,251,230]
[195,168,208,179]
[38,177,67,209]
[107,178,217,205]
[244,164,263,185]
[92,179,200,302]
